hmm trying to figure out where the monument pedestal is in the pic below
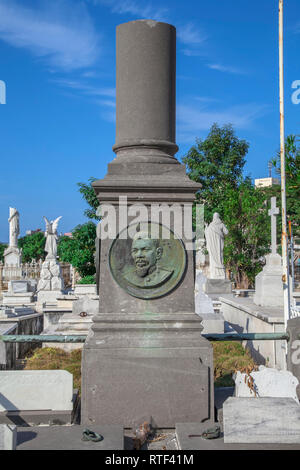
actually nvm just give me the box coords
[81,313,214,428]
[204,279,232,295]
[81,20,213,429]
[37,290,62,306]
[3,246,21,269]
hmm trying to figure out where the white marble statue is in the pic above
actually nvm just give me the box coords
[8,207,19,248]
[43,216,62,260]
[205,212,228,279]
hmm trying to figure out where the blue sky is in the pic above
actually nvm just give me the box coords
[0,0,300,242]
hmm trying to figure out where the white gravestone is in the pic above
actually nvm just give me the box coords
[234,365,299,402]
[195,270,224,334]
[0,370,73,412]
[224,397,300,444]
[254,197,288,307]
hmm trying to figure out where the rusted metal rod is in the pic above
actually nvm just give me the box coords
[0,335,87,343]
[0,333,289,343]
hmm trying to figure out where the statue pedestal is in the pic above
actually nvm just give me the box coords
[4,246,21,267]
[204,278,232,295]
[37,290,63,306]
[81,313,214,428]
[37,259,64,307]
[3,247,22,280]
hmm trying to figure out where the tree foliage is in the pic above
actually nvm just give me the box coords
[77,177,100,221]
[0,243,7,262]
[58,222,96,277]
[270,134,300,237]
[183,124,270,288]
[222,180,270,287]
[18,231,46,263]
[183,123,249,222]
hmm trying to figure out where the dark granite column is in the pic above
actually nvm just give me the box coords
[114,20,177,163]
[82,20,214,428]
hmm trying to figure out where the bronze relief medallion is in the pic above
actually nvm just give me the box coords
[109,222,187,299]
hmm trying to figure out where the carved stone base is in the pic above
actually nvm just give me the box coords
[2,292,34,306]
[81,312,214,428]
[37,290,62,306]
[204,279,232,295]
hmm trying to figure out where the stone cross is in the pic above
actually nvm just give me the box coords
[268,197,279,254]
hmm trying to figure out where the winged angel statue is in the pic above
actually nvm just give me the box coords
[43,216,62,260]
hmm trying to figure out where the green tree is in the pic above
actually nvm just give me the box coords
[183,123,249,222]
[77,177,100,221]
[270,134,300,237]
[18,231,46,263]
[58,222,96,277]
[222,180,270,287]
[0,243,8,262]
[183,124,270,288]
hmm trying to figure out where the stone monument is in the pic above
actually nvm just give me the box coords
[254,197,286,307]
[37,216,64,305]
[3,207,22,279]
[204,212,231,295]
[81,20,214,428]
[195,269,224,333]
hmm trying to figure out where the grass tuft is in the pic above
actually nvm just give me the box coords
[213,341,258,387]
[24,342,258,391]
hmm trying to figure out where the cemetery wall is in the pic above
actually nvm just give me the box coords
[0,314,43,366]
[0,323,17,370]
[220,296,286,369]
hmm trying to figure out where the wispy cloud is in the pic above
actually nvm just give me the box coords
[53,78,115,98]
[0,0,100,70]
[177,23,206,45]
[89,0,169,21]
[207,63,246,75]
[177,102,269,143]
[53,78,115,120]
[177,23,207,57]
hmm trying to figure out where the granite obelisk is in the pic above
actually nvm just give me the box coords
[81,20,214,428]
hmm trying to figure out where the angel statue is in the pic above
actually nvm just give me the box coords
[43,216,62,260]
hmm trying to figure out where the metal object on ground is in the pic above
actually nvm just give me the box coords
[189,424,221,440]
[81,429,103,442]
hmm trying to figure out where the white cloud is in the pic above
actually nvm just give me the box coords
[0,0,100,70]
[89,0,169,21]
[177,23,206,46]
[53,79,115,98]
[97,99,115,108]
[177,102,269,143]
[208,63,246,75]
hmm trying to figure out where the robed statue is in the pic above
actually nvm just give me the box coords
[43,216,62,260]
[8,207,20,248]
[205,212,228,279]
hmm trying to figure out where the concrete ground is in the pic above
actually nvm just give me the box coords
[15,388,300,450]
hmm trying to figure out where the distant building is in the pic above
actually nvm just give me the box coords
[255,177,280,188]
[63,232,73,238]
[25,229,42,236]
